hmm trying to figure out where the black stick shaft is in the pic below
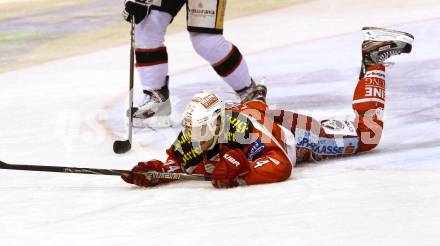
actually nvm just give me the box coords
[0,161,209,181]
[0,160,129,175]
[127,17,135,144]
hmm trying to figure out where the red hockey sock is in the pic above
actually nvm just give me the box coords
[352,65,386,152]
[353,65,386,113]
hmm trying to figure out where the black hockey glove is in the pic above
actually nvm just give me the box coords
[123,0,152,24]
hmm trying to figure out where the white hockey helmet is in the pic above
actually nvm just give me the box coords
[182,92,225,142]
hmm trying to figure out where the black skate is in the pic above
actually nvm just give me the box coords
[236,79,267,103]
[129,76,172,128]
[360,27,414,77]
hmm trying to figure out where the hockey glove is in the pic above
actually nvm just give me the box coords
[212,149,250,188]
[123,0,152,24]
[121,160,172,187]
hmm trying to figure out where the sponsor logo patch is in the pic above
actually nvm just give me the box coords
[204,163,215,174]
[188,8,216,16]
[296,130,359,156]
[365,87,385,99]
[223,154,240,167]
[192,94,219,109]
[246,139,267,160]
[365,70,385,79]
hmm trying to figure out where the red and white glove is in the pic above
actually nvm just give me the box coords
[121,160,172,187]
[211,149,250,189]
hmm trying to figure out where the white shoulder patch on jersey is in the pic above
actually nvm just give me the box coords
[322,119,358,137]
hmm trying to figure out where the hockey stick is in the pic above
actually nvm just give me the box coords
[113,17,136,154]
[0,160,210,181]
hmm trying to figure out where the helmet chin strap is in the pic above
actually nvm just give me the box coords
[206,135,218,151]
[207,115,225,151]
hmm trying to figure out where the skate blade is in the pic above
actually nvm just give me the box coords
[131,116,172,129]
[362,27,414,44]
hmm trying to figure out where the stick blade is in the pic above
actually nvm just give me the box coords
[113,140,131,154]
[0,160,8,168]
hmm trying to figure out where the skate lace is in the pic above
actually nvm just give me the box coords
[377,50,400,63]
[138,91,163,110]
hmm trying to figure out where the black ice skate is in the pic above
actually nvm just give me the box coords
[129,76,172,128]
[360,27,414,78]
[236,79,267,103]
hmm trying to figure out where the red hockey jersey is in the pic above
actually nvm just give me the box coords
[164,100,295,185]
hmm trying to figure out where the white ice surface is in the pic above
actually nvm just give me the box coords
[1,1,440,245]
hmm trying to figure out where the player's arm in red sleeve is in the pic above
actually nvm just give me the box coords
[163,146,185,173]
[242,146,292,186]
[211,144,293,188]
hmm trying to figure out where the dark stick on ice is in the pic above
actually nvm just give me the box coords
[113,17,136,154]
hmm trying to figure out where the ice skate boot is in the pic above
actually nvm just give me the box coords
[236,79,267,103]
[360,27,414,78]
[129,76,172,128]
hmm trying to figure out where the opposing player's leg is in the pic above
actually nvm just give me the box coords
[131,0,185,128]
[187,0,265,103]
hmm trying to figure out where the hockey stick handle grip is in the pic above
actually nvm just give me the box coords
[0,161,210,181]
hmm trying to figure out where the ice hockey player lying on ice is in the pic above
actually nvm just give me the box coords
[122,27,414,189]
